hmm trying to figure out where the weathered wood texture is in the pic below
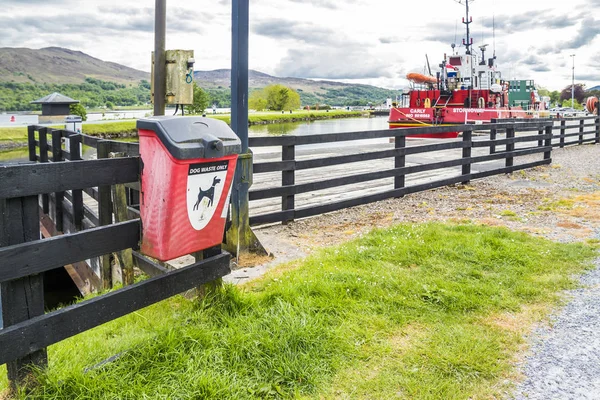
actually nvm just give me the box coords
[0,253,231,366]
[0,196,47,386]
[246,118,597,226]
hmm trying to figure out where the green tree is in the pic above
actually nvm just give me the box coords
[264,84,301,111]
[561,98,583,110]
[186,83,210,115]
[249,89,268,111]
[69,103,87,121]
[550,91,561,106]
[106,101,115,110]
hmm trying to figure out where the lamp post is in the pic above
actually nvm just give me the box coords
[570,54,575,110]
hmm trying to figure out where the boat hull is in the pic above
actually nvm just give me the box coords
[388,106,549,138]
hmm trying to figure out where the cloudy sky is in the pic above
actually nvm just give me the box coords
[1,0,599,91]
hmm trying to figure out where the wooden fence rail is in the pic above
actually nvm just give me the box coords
[2,115,597,388]
[0,126,231,389]
[247,117,597,226]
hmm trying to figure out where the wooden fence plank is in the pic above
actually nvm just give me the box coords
[97,141,113,289]
[250,144,548,201]
[0,253,230,366]
[0,220,140,284]
[0,158,140,200]
[132,251,170,277]
[282,144,295,224]
[0,196,47,386]
[249,159,551,225]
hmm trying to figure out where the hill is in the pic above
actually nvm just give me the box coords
[194,69,401,106]
[0,47,401,109]
[587,85,600,92]
[0,47,149,85]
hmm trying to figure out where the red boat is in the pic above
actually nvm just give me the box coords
[389,0,548,138]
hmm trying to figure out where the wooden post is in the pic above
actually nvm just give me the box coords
[537,128,544,148]
[579,118,584,145]
[67,132,84,231]
[544,125,553,161]
[506,127,515,168]
[193,246,223,299]
[594,111,600,144]
[0,196,47,389]
[51,129,64,232]
[490,119,497,155]
[97,141,113,289]
[110,152,134,286]
[394,133,406,194]
[38,128,50,215]
[282,144,295,224]
[462,129,472,184]
[560,119,566,148]
[27,126,36,163]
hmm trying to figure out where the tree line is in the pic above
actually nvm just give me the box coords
[539,84,600,110]
[0,78,151,111]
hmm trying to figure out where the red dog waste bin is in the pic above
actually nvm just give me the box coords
[138,116,241,261]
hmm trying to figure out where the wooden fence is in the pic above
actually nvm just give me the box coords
[1,114,598,387]
[248,116,599,225]
[0,126,230,387]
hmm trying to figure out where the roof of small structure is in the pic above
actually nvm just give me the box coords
[30,92,79,105]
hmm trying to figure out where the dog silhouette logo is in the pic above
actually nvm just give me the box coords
[186,161,228,231]
[193,176,221,211]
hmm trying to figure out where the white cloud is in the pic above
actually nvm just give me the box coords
[0,0,597,91]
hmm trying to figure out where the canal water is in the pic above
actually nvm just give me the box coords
[0,116,390,164]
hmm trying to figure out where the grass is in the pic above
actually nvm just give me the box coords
[3,222,597,399]
[0,127,28,144]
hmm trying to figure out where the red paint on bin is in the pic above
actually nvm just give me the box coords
[139,128,237,261]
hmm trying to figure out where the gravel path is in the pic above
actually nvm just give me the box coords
[247,144,600,399]
[513,255,600,400]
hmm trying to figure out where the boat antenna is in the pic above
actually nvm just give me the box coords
[453,21,458,53]
[426,54,432,76]
[492,7,496,58]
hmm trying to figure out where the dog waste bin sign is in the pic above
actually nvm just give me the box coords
[138,116,241,261]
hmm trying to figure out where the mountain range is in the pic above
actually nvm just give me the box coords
[0,47,401,106]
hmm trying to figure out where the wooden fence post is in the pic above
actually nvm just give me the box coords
[462,129,472,184]
[537,127,544,148]
[560,120,566,148]
[67,131,84,231]
[490,118,497,155]
[51,129,64,232]
[97,141,113,289]
[38,128,50,215]
[0,196,47,389]
[579,118,584,145]
[394,133,406,194]
[544,125,553,161]
[27,126,36,163]
[282,144,295,224]
[596,113,600,144]
[110,153,134,286]
[194,246,223,299]
[506,127,515,168]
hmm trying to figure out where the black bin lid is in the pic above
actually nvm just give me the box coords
[137,116,241,160]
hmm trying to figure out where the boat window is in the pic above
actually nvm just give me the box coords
[449,56,462,66]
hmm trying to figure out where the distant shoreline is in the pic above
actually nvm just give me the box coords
[0,110,373,150]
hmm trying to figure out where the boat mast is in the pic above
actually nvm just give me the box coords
[462,0,474,104]
[463,0,472,55]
